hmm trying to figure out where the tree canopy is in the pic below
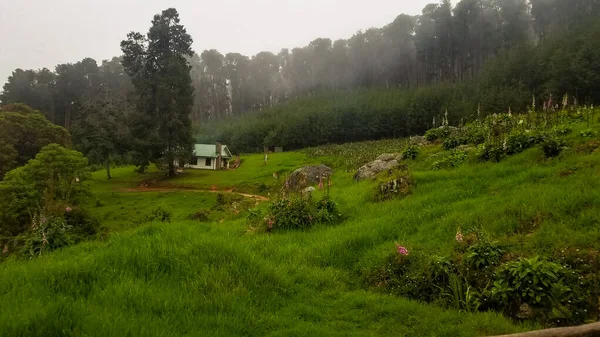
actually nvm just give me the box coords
[120,8,195,176]
[0,104,71,178]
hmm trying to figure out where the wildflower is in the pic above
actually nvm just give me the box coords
[66,207,72,212]
[40,216,47,224]
[518,119,524,125]
[75,177,80,182]
[318,177,324,190]
[308,215,313,222]
[395,243,409,256]
[328,179,333,187]
[2,245,8,255]
[455,229,463,243]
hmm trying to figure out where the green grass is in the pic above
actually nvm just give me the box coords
[1,122,600,336]
[162,152,318,193]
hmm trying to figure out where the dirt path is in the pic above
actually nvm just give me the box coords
[117,186,269,201]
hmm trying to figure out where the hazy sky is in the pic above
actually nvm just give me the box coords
[0,0,445,84]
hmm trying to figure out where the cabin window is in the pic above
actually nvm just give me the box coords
[205,158,212,167]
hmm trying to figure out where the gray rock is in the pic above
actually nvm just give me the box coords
[285,165,333,190]
[409,136,430,146]
[354,153,402,181]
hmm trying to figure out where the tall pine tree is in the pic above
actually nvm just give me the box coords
[121,8,194,176]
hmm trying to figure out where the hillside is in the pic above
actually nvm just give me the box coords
[1,106,599,336]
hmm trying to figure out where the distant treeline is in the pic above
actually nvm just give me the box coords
[198,20,600,153]
[3,0,599,127]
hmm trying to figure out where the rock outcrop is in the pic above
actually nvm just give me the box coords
[353,153,402,181]
[285,165,333,190]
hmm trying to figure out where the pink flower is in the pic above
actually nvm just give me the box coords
[456,230,463,243]
[66,207,72,212]
[2,245,8,255]
[318,177,324,190]
[395,243,409,256]
[308,215,313,222]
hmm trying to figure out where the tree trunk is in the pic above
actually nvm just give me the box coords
[168,160,175,177]
[105,153,112,180]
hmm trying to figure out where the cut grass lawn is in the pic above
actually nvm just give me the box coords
[1,123,599,336]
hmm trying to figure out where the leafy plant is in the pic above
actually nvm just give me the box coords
[466,241,505,269]
[433,150,468,169]
[492,257,568,312]
[262,194,342,231]
[580,129,597,138]
[21,215,74,257]
[188,210,210,222]
[476,143,505,162]
[443,137,461,150]
[142,206,172,223]
[402,145,420,160]
[540,135,565,158]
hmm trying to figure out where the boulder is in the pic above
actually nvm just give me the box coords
[354,153,402,181]
[285,165,333,190]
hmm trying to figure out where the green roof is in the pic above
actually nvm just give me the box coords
[193,144,232,158]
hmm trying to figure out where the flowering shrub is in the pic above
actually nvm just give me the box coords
[21,215,74,257]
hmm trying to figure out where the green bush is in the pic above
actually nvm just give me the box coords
[465,241,505,269]
[0,144,90,237]
[476,143,505,162]
[432,150,468,169]
[580,129,596,138]
[492,257,568,315]
[262,195,342,231]
[142,206,172,223]
[402,145,420,160]
[188,210,210,222]
[21,216,74,257]
[540,136,565,158]
[64,207,101,239]
[443,137,461,150]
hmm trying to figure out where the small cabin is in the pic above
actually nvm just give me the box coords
[187,143,233,170]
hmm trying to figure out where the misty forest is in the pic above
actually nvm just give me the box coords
[1,0,600,336]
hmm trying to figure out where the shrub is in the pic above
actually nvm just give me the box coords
[462,125,486,145]
[433,150,468,169]
[188,210,210,222]
[262,195,342,231]
[540,136,565,158]
[142,206,172,223]
[0,144,90,237]
[424,128,445,142]
[492,257,568,316]
[552,125,572,136]
[476,143,505,162]
[580,129,597,138]
[443,137,461,150]
[402,145,420,160]
[21,215,74,257]
[465,241,505,269]
[505,132,538,155]
[64,207,101,239]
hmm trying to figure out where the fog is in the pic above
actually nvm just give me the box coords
[0,0,448,83]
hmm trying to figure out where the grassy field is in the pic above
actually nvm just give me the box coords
[1,119,599,336]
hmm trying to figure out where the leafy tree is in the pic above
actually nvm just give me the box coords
[0,144,89,237]
[121,8,195,176]
[72,87,130,180]
[0,104,71,179]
